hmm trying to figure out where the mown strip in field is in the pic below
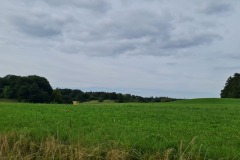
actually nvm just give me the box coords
[0,99,240,159]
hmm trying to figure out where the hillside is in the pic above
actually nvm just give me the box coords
[173,98,240,104]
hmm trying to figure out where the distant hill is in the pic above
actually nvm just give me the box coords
[174,98,240,104]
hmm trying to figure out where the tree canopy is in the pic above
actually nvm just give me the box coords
[0,74,177,103]
[0,75,53,103]
[221,73,240,98]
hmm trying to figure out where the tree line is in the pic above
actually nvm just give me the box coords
[0,75,177,103]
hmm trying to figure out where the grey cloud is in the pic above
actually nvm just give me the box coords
[57,9,175,56]
[1,0,229,58]
[202,3,232,15]
[116,10,173,40]
[214,66,240,71]
[10,11,73,38]
[13,18,61,37]
[41,0,111,13]
[220,53,240,60]
[166,62,177,66]
[59,40,137,56]
[163,34,222,49]
[76,9,173,41]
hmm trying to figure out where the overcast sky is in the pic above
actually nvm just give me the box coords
[1,0,240,98]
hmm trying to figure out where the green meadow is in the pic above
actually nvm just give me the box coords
[0,98,240,159]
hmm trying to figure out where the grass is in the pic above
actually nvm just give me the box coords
[0,98,240,159]
[83,99,116,104]
[0,132,202,160]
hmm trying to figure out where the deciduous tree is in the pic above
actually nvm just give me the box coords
[221,73,240,98]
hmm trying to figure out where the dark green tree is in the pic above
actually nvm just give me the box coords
[28,83,41,102]
[27,75,53,96]
[52,88,63,103]
[221,73,240,98]
[2,86,13,98]
[116,93,123,103]
[17,85,29,101]
[0,77,3,97]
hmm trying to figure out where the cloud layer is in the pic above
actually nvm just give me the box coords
[1,0,240,98]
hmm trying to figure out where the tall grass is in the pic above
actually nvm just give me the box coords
[0,132,205,160]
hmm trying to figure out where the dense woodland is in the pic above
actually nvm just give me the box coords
[0,75,176,103]
[0,75,52,103]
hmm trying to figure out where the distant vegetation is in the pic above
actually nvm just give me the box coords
[0,75,52,103]
[0,75,177,103]
[221,73,240,98]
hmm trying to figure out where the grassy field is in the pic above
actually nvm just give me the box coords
[0,98,240,159]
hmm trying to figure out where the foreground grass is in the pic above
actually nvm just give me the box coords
[0,98,240,159]
[0,132,201,160]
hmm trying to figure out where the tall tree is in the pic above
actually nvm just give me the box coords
[2,86,14,98]
[221,73,240,98]
[17,85,29,101]
[52,88,63,103]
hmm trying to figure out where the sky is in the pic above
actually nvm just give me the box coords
[0,0,240,98]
